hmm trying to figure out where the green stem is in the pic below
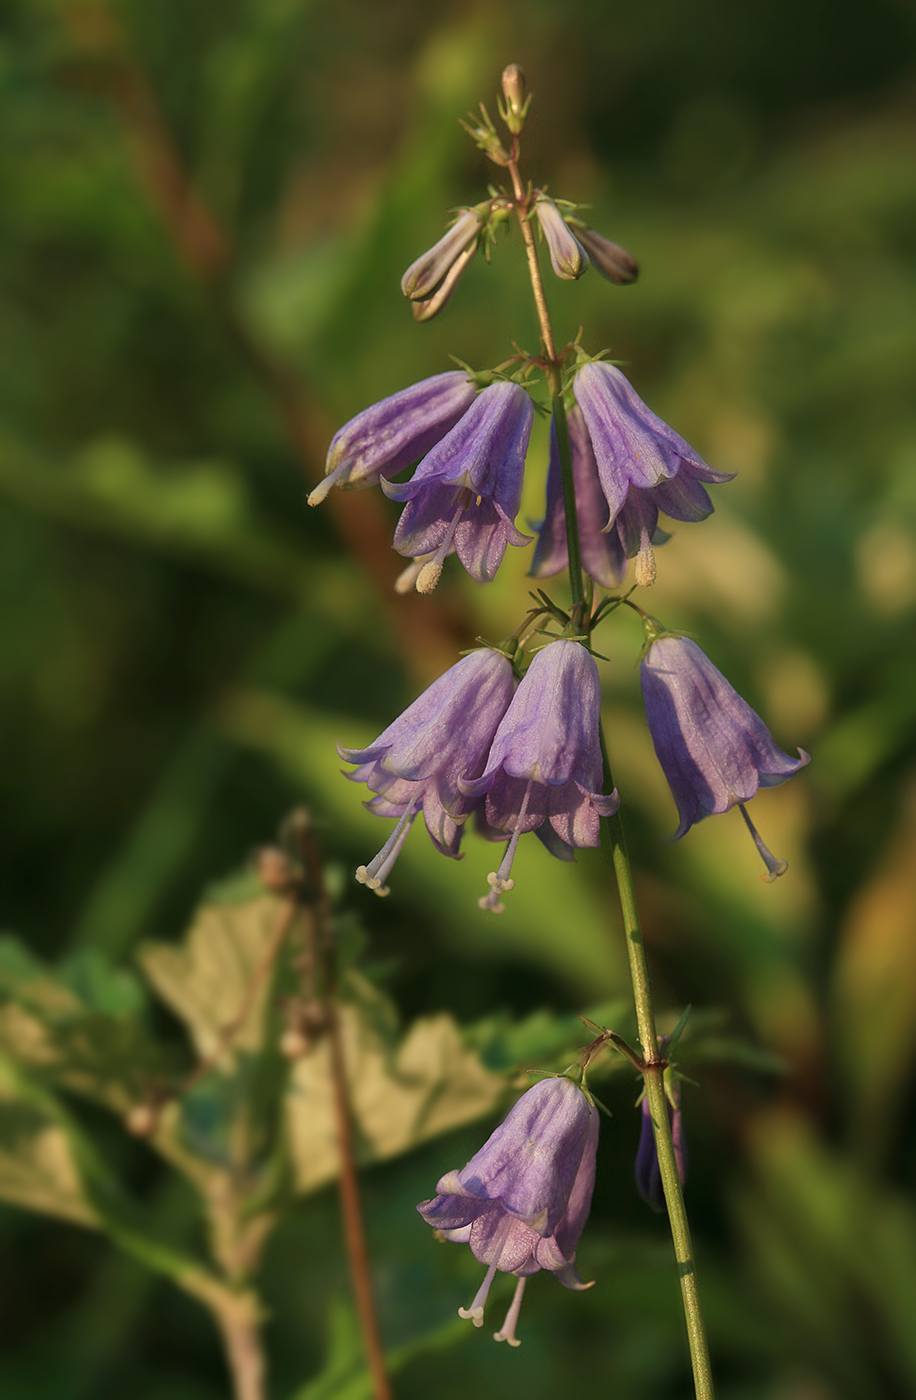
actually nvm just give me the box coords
[511,121,713,1399]
[598,728,715,1400]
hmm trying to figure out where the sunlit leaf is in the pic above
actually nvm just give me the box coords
[0,938,168,1114]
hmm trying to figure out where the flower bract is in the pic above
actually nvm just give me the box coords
[418,1075,599,1346]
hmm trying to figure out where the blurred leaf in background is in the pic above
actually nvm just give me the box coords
[2,0,916,1396]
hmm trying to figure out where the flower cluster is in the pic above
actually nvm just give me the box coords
[312,355,731,596]
[418,1074,599,1346]
[339,639,617,908]
[319,64,813,1360]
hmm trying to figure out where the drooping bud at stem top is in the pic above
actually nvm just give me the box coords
[535,198,590,281]
[570,224,639,285]
[401,208,484,302]
[500,64,530,133]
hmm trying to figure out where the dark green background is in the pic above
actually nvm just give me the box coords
[3,0,916,1396]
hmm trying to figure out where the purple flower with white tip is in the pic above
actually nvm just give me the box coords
[338,648,516,896]
[418,1075,599,1347]
[401,208,483,302]
[534,198,590,280]
[640,634,810,880]
[461,640,618,911]
[531,405,673,590]
[308,372,477,507]
[635,1080,688,1213]
[384,381,534,592]
[573,362,734,555]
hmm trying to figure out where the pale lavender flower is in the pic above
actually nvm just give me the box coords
[308,372,477,507]
[401,209,483,301]
[570,224,639,284]
[635,1081,687,1213]
[531,405,673,589]
[384,381,534,592]
[461,640,618,911]
[534,198,590,280]
[338,648,516,895]
[573,362,734,550]
[640,635,810,880]
[418,1075,599,1346]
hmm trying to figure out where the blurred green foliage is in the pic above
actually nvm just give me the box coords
[2,0,916,1396]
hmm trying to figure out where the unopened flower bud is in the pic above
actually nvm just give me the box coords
[411,239,477,322]
[635,1083,688,1213]
[500,64,529,133]
[401,209,483,302]
[535,198,590,280]
[570,225,639,285]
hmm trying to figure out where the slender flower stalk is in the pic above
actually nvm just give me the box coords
[511,136,716,1395]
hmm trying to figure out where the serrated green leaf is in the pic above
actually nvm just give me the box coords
[138,893,291,1063]
[286,1004,507,1195]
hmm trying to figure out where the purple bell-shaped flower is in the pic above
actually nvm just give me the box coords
[418,1075,599,1347]
[384,380,534,592]
[338,648,516,895]
[572,362,734,563]
[640,634,810,880]
[309,372,478,507]
[531,405,673,589]
[461,640,618,911]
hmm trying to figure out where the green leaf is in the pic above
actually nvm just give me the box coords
[0,937,169,1114]
[138,892,291,1063]
[285,997,507,1195]
[0,1060,100,1228]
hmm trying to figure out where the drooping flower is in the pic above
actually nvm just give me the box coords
[401,208,484,302]
[568,223,639,284]
[640,634,810,880]
[635,1079,688,1214]
[418,1075,599,1347]
[308,372,478,507]
[572,362,734,550]
[534,197,590,280]
[337,648,516,895]
[383,380,534,592]
[531,405,674,589]
[461,640,618,911]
